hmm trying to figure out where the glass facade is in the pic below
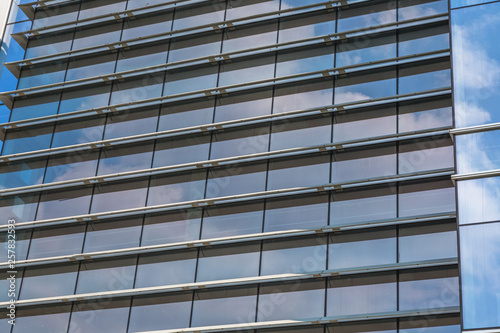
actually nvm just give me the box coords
[0,0,494,332]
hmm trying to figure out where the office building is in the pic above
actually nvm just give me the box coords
[0,0,498,332]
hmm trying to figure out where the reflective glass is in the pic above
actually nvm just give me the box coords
[44,152,99,183]
[36,188,93,220]
[97,143,154,175]
[18,62,67,88]
[142,209,202,246]
[168,33,222,63]
[201,202,264,238]
[329,228,397,269]
[257,281,325,321]
[264,194,328,232]
[59,85,112,114]
[398,137,454,174]
[83,217,143,252]
[0,194,38,223]
[51,117,105,148]
[116,43,169,72]
[103,107,159,140]
[279,11,336,43]
[191,287,257,326]
[163,66,218,96]
[399,315,461,333]
[214,89,273,122]
[72,23,122,50]
[76,257,136,294]
[27,224,86,259]
[451,0,498,8]
[399,180,456,217]
[226,0,280,20]
[173,2,225,30]
[399,61,451,95]
[399,24,449,57]
[338,2,396,32]
[330,186,397,225]
[268,155,330,190]
[68,299,130,333]
[219,56,275,87]
[270,116,331,150]
[261,236,327,275]
[2,125,53,155]
[147,171,206,206]
[399,0,448,20]
[461,222,500,329]
[122,12,173,40]
[153,135,210,168]
[19,264,78,299]
[0,229,30,261]
[135,251,197,288]
[197,243,261,282]
[327,273,397,316]
[336,34,396,67]
[398,97,452,133]
[78,0,127,20]
[326,320,397,333]
[90,180,149,213]
[111,73,164,105]
[222,22,278,53]
[158,99,214,131]
[335,70,396,104]
[457,129,500,174]
[210,125,270,159]
[66,54,116,81]
[0,159,46,189]
[206,164,267,198]
[32,2,79,28]
[276,46,335,77]
[274,80,333,113]
[10,94,60,121]
[12,304,72,333]
[25,31,73,58]
[458,176,500,224]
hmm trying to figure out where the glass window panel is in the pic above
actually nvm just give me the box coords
[333,105,396,142]
[399,315,461,333]
[163,65,218,96]
[399,24,449,57]
[327,320,397,333]
[135,250,197,287]
[219,56,275,87]
[214,89,273,122]
[10,94,60,121]
[68,299,130,333]
[268,155,330,190]
[201,202,264,238]
[32,2,80,28]
[399,137,454,174]
[0,229,30,262]
[261,236,327,275]
[399,179,456,217]
[153,135,210,168]
[59,85,112,114]
[274,80,333,113]
[97,143,154,175]
[260,327,325,333]
[399,268,459,311]
[128,293,192,332]
[210,125,270,159]
[222,22,278,53]
[72,23,123,50]
[0,159,46,189]
[51,117,105,148]
[142,209,202,246]
[458,176,500,224]
[399,0,448,20]
[460,222,500,329]
[127,0,166,10]
[168,33,222,63]
[191,287,258,327]
[206,163,267,198]
[338,2,396,32]
[78,0,127,20]
[27,224,86,259]
[122,12,173,40]
[0,194,38,223]
[12,304,72,333]
[66,54,116,81]
[2,125,53,155]
[91,179,149,213]
[110,73,164,105]
[18,62,67,88]
[336,33,396,67]
[270,116,332,150]
[279,11,336,43]
[226,0,280,20]
[116,43,169,72]
[19,264,78,299]
[173,1,225,30]
[276,46,335,77]
[399,61,451,95]
[329,228,397,270]
[399,221,457,262]
[103,107,159,140]
[457,129,500,174]
[0,271,21,302]
[83,217,143,252]
[331,186,397,225]
[36,187,93,220]
[327,273,397,316]
[332,145,397,183]
[264,194,328,232]
[147,171,206,206]
[197,243,261,282]
[258,281,325,321]
[76,257,136,294]
[281,0,327,8]
[25,31,74,58]
[398,97,452,133]
[44,151,99,183]
[158,99,215,131]
[335,69,396,104]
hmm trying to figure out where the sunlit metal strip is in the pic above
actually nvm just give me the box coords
[450,121,500,136]
[452,169,500,181]
[136,308,461,333]
[0,169,455,232]
[11,0,375,50]
[0,50,450,128]
[0,212,456,269]
[0,128,451,197]
[0,258,458,308]
[3,12,448,81]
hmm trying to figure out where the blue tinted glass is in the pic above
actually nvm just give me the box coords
[76,258,136,294]
[0,159,45,189]
[44,152,99,183]
[451,0,498,8]
[457,130,500,174]
[84,217,143,252]
[19,265,78,299]
[90,180,149,214]
[10,94,60,121]
[28,225,86,259]
[69,300,130,333]
[461,222,500,329]
[51,118,105,148]
[458,176,500,224]
[452,2,500,126]
[36,188,93,220]
[142,210,202,246]
[2,126,53,155]
[59,86,111,114]
[201,203,264,239]
[135,251,197,288]
[12,304,72,333]
[104,107,159,140]
[147,172,206,206]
